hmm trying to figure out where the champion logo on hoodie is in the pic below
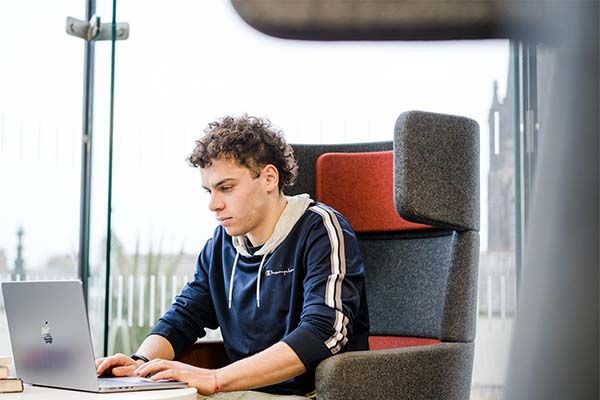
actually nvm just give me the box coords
[265,267,294,277]
[229,194,313,308]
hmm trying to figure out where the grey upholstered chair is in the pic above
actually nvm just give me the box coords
[288,110,480,400]
[177,110,480,400]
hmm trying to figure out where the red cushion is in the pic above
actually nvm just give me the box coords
[315,151,431,233]
[368,336,441,350]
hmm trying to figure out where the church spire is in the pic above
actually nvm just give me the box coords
[13,226,25,280]
[492,80,500,107]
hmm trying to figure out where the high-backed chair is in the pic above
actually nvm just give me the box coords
[177,110,479,399]
[288,110,480,399]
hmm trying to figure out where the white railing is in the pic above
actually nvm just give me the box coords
[0,272,221,355]
[473,252,517,390]
[477,251,517,321]
[478,273,517,321]
[0,273,190,329]
[0,262,514,386]
[88,273,190,328]
[1,263,517,326]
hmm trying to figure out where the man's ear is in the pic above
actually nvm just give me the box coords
[261,164,280,193]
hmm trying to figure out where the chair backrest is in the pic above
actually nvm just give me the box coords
[289,110,480,344]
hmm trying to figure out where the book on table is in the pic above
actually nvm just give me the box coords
[0,377,23,394]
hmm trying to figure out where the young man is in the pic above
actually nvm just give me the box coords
[96,115,370,398]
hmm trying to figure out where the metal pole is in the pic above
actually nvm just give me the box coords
[511,41,522,298]
[78,0,96,306]
[103,0,118,357]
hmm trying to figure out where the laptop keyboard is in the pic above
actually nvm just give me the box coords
[99,377,155,387]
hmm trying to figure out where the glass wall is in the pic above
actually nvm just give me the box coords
[87,0,119,358]
[0,1,84,362]
[0,2,524,398]
[104,3,515,398]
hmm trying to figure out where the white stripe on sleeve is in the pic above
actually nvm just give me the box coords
[310,205,348,353]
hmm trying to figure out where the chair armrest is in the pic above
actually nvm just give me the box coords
[175,340,231,369]
[315,342,474,400]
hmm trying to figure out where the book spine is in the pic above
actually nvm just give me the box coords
[0,378,24,393]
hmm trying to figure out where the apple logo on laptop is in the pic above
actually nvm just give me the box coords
[41,321,53,344]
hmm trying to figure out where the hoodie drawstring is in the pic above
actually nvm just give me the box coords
[256,254,267,308]
[228,252,268,309]
[228,251,240,309]
[228,195,313,310]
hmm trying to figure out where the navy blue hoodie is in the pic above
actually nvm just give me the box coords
[150,194,370,395]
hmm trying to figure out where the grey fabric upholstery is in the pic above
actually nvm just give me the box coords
[315,342,474,400]
[289,111,479,400]
[362,230,478,342]
[361,231,453,339]
[395,110,480,231]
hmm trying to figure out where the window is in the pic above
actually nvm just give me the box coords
[0,3,527,398]
[105,5,514,399]
[0,0,83,362]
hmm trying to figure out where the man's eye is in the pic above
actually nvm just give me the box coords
[221,186,233,192]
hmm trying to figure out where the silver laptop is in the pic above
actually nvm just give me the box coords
[1,280,188,392]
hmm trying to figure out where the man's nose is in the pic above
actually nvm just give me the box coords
[208,193,224,212]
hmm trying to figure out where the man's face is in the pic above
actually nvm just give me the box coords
[200,157,272,238]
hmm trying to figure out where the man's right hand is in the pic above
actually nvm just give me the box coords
[95,353,145,377]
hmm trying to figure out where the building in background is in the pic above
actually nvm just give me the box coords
[0,250,7,274]
[479,65,517,318]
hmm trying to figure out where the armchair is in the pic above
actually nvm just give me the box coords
[291,110,480,399]
[177,110,480,400]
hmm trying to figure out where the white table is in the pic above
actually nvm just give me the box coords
[1,385,198,399]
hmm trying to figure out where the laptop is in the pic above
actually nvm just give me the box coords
[1,280,188,392]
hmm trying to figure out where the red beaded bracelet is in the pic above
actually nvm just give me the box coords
[213,371,222,394]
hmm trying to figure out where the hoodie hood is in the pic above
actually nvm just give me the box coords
[232,193,313,257]
[228,193,313,309]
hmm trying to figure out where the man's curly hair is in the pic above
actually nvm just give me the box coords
[188,115,298,191]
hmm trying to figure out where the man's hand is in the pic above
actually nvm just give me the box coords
[134,359,216,395]
[95,353,145,377]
